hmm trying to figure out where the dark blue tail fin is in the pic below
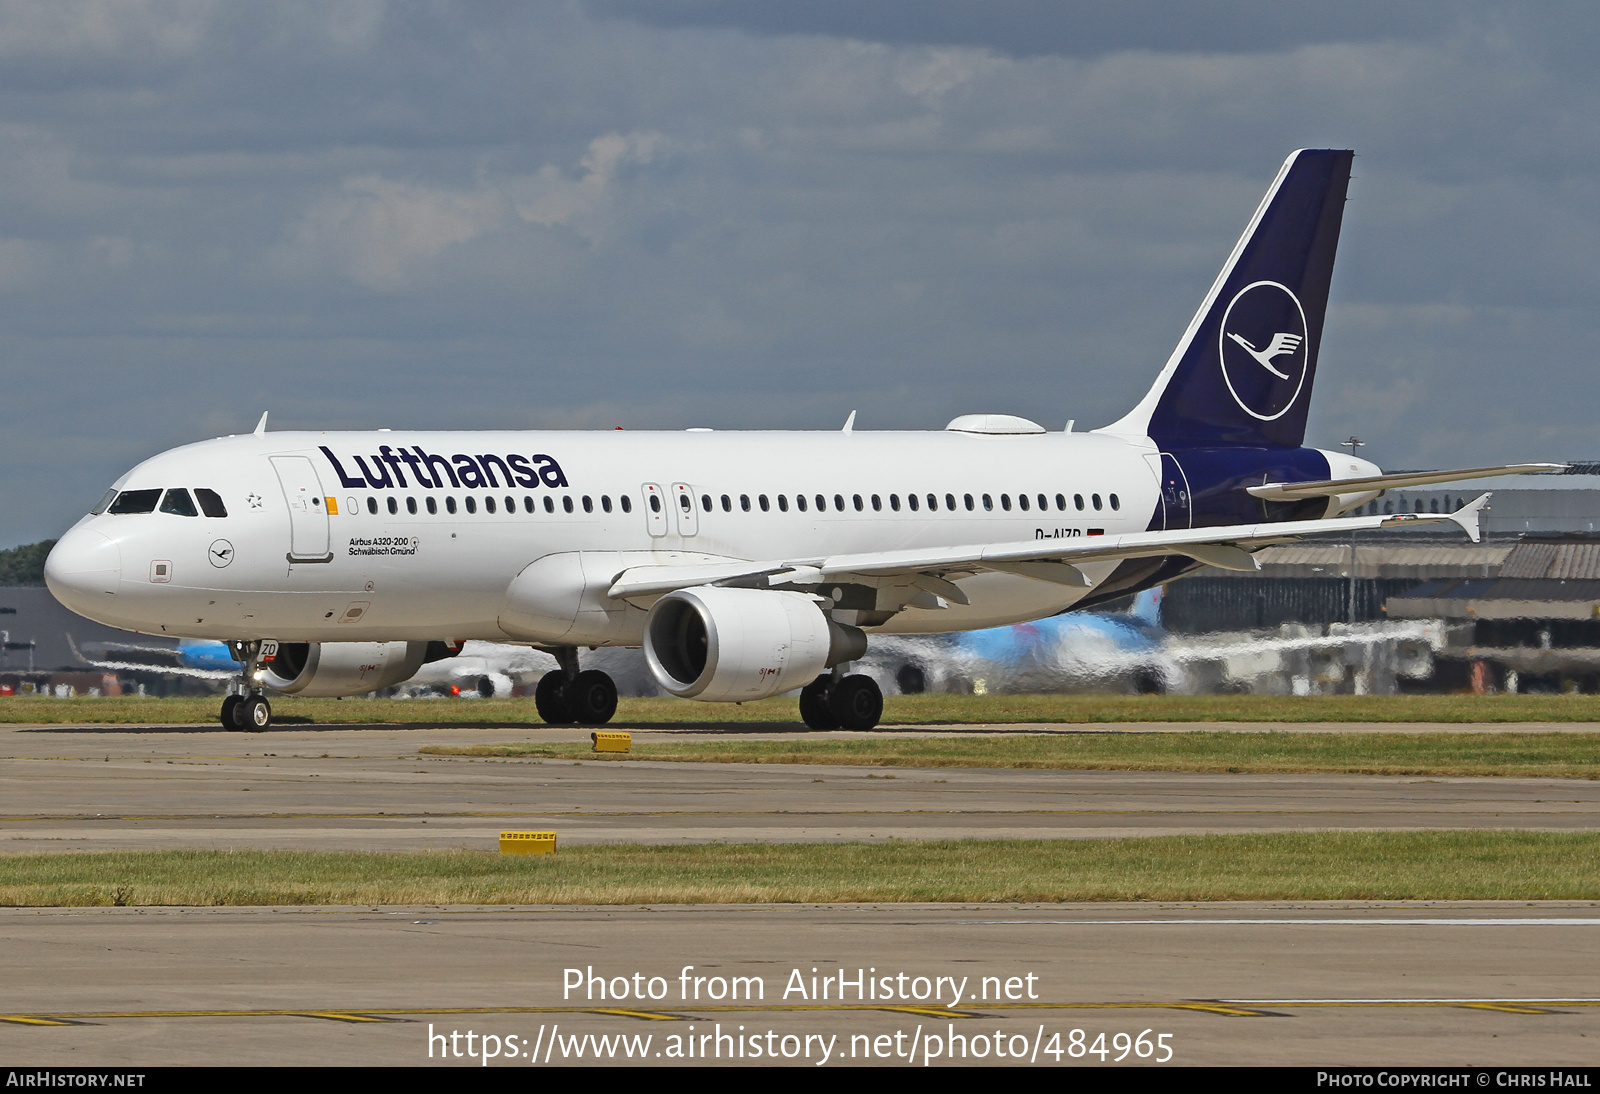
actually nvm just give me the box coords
[1103,149,1353,449]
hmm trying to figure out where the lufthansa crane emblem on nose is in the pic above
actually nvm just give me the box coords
[208,539,235,568]
[1218,280,1309,421]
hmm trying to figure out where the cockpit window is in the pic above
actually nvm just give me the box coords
[194,489,228,518]
[107,489,161,514]
[159,489,199,517]
[91,489,118,515]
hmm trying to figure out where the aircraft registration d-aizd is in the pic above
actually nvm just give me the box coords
[45,149,1558,731]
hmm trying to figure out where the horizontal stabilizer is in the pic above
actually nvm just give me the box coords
[1247,463,1564,500]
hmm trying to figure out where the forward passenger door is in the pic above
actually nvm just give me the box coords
[271,455,333,562]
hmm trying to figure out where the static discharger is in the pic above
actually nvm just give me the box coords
[499,831,557,855]
[592,731,632,754]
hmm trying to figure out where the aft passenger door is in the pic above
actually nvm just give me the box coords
[271,455,333,562]
[1158,453,1192,530]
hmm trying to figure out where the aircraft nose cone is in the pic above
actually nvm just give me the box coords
[45,529,121,615]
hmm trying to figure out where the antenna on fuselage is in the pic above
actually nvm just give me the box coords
[842,410,856,433]
[254,411,269,436]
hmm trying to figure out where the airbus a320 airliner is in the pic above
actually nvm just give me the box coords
[44,150,1556,730]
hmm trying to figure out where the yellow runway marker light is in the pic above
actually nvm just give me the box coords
[499,831,556,855]
[591,731,631,754]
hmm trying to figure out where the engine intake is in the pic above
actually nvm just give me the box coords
[259,641,429,697]
[644,587,866,702]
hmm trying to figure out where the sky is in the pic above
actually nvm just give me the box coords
[2,1,1597,547]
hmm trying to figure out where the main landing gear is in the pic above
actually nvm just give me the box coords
[220,641,273,731]
[799,672,883,731]
[534,646,618,726]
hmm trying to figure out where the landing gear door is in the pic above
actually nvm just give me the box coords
[641,483,668,537]
[671,483,699,537]
[271,455,333,562]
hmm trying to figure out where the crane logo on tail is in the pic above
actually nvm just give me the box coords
[1218,280,1309,421]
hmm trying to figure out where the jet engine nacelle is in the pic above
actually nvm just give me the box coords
[644,587,867,702]
[259,641,430,697]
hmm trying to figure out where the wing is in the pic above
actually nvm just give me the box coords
[606,494,1492,609]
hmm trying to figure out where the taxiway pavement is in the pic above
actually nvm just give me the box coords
[2,722,1598,850]
[2,901,1597,1066]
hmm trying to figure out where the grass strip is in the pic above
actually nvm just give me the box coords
[2,833,1597,906]
[11,693,1600,725]
[424,731,1600,779]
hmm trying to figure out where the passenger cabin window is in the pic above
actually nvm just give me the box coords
[889,494,900,512]
[563,497,574,513]
[1109,493,1120,511]
[759,495,770,512]
[835,494,845,512]
[1000,494,1012,511]
[721,495,732,512]
[777,495,789,512]
[367,497,378,514]
[945,493,955,511]
[700,495,711,512]
[853,494,864,511]
[982,494,993,511]
[926,493,937,511]
[796,495,807,512]
[108,489,162,515]
[543,497,554,513]
[584,496,595,513]
[407,497,419,515]
[964,494,974,511]
[1074,494,1085,511]
[908,493,920,512]
[1055,493,1066,511]
[427,497,438,515]
[1017,494,1029,512]
[91,488,118,515]
[465,496,477,514]
[159,489,199,517]
[740,495,751,512]
[446,497,458,515]
[195,489,228,518]
[1091,494,1102,510]
[485,497,496,514]
[604,496,615,513]
[649,494,660,513]
[871,495,882,511]
[524,497,535,513]
[1037,494,1048,511]
[620,496,632,514]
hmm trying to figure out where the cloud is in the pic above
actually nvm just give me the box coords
[2,2,1600,545]
[511,130,667,230]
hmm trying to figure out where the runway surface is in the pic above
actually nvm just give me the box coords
[3,901,1598,1066]
[1,722,1598,850]
[4,720,1598,1066]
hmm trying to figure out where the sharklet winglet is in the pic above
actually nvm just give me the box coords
[254,412,269,436]
[1448,492,1491,543]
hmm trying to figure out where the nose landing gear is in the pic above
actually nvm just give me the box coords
[220,641,273,731]
[534,646,618,726]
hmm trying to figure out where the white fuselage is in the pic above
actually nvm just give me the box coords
[46,427,1168,645]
